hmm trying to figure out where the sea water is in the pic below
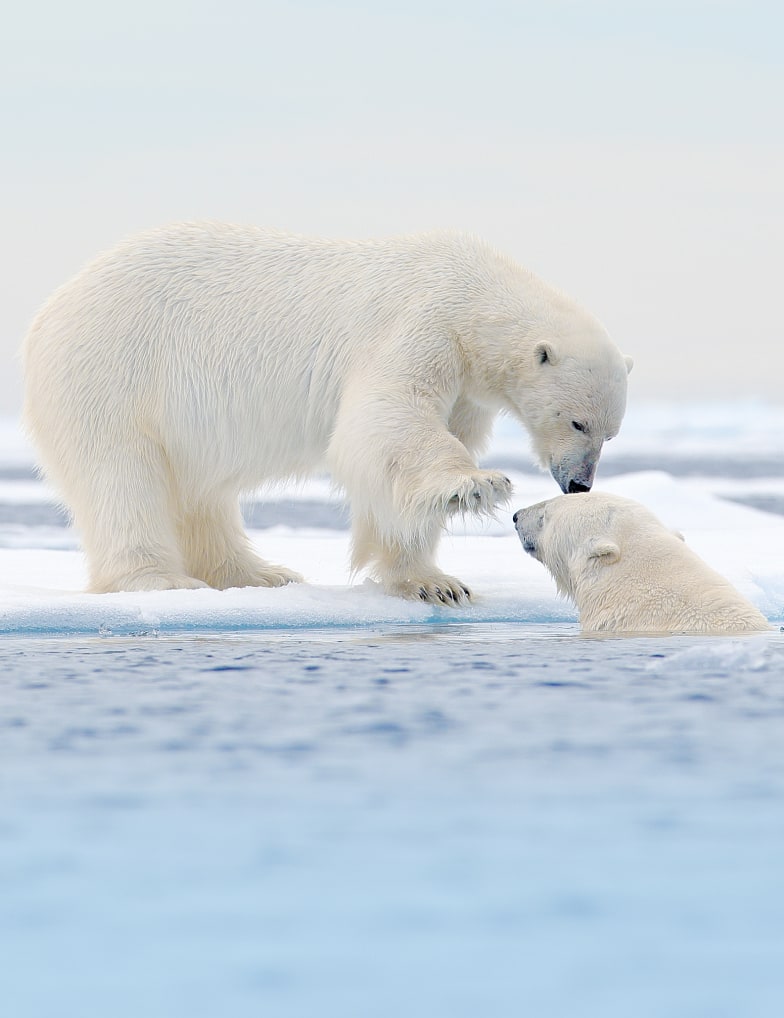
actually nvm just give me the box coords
[1,405,784,1018]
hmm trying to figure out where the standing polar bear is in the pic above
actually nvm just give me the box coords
[514,492,771,633]
[23,222,632,602]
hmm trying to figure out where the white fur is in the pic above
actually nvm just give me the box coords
[515,492,771,634]
[23,222,631,600]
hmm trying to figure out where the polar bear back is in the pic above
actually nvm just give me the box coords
[23,224,499,490]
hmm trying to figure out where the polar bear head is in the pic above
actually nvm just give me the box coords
[519,320,633,494]
[479,307,633,494]
[512,491,663,599]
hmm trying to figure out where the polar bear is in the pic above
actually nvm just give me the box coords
[23,222,632,601]
[514,492,771,633]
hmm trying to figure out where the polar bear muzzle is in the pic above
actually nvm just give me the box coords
[550,456,597,495]
[512,505,544,560]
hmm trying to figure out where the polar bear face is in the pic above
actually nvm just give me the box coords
[522,336,633,494]
[513,491,659,599]
[493,314,633,494]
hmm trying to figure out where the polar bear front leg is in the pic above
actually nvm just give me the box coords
[351,512,474,604]
[353,468,511,604]
[331,396,512,604]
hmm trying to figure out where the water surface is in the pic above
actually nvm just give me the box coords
[3,625,784,1018]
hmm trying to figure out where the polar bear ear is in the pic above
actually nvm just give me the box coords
[585,537,620,565]
[671,529,685,542]
[534,341,558,366]
[624,355,634,374]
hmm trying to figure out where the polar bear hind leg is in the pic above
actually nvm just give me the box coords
[179,494,304,590]
[69,437,208,593]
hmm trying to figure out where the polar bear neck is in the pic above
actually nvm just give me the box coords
[436,237,611,409]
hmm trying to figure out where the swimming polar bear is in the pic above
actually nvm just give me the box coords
[23,223,632,601]
[514,491,771,633]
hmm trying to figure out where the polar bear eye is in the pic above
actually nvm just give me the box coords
[571,421,587,433]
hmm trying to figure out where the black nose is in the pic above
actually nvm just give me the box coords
[568,481,591,494]
[512,511,519,524]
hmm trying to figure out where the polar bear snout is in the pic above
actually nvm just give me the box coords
[513,504,545,559]
[549,456,597,495]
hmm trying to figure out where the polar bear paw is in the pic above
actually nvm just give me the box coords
[385,572,473,605]
[249,563,305,588]
[92,569,210,594]
[210,561,304,591]
[446,470,512,516]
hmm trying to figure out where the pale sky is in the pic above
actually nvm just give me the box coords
[3,0,783,414]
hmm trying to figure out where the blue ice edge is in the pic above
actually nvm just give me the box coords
[0,587,577,637]
[0,616,574,638]
[2,584,777,638]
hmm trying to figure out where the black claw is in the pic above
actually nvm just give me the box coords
[418,587,429,601]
